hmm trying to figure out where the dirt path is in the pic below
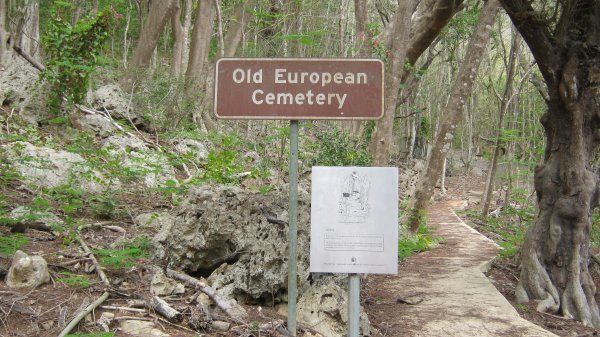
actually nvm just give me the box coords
[364,200,558,337]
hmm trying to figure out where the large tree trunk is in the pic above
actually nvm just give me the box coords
[516,83,600,326]
[409,0,499,231]
[499,0,600,327]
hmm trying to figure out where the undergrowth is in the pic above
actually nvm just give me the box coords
[460,188,534,258]
[398,223,442,261]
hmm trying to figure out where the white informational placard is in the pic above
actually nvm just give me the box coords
[310,167,398,274]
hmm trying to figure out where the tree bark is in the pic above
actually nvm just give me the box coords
[409,0,500,231]
[171,0,184,77]
[370,0,465,164]
[371,0,416,166]
[0,0,7,66]
[186,0,214,85]
[223,0,253,57]
[186,0,215,131]
[500,0,600,327]
[122,0,177,88]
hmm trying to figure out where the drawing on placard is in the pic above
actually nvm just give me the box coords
[338,171,370,223]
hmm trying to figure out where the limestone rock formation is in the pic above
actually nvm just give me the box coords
[297,276,371,337]
[102,135,175,188]
[5,250,50,289]
[88,84,141,125]
[154,184,311,302]
[151,271,185,296]
[2,141,107,193]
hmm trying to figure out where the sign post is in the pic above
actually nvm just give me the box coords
[310,167,399,337]
[214,58,385,336]
[287,119,299,334]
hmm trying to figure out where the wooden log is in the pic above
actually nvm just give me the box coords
[166,268,247,322]
[151,296,182,322]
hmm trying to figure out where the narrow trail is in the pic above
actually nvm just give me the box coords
[365,200,558,337]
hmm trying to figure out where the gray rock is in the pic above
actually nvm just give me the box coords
[297,276,371,337]
[102,135,175,188]
[5,250,50,289]
[170,138,208,160]
[10,206,63,228]
[119,320,170,337]
[150,271,185,296]
[134,212,174,229]
[0,52,47,125]
[155,184,311,302]
[74,113,117,137]
[2,141,107,193]
[89,84,141,125]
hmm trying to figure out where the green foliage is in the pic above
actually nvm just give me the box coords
[306,127,372,167]
[200,133,269,185]
[41,4,111,114]
[93,236,152,269]
[398,224,441,261]
[419,116,432,139]
[0,155,21,187]
[515,303,528,313]
[461,188,533,258]
[58,272,91,288]
[65,332,115,337]
[277,30,324,46]
[0,234,29,257]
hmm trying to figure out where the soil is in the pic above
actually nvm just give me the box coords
[2,173,600,336]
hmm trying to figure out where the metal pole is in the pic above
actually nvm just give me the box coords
[287,120,299,336]
[348,273,360,337]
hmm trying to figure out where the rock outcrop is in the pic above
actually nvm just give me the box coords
[154,184,311,302]
[5,250,50,289]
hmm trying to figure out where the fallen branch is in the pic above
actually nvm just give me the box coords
[75,229,110,286]
[7,220,54,234]
[75,103,161,152]
[100,305,146,313]
[57,291,110,337]
[151,296,182,322]
[12,45,45,71]
[166,268,247,322]
[57,226,112,337]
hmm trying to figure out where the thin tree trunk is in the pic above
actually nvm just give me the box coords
[371,0,416,166]
[182,0,192,68]
[409,0,500,231]
[186,0,215,131]
[349,0,369,134]
[186,0,214,85]
[214,0,224,58]
[0,0,7,66]
[122,0,177,88]
[369,0,466,163]
[171,0,184,77]
[481,30,521,218]
[223,0,253,57]
[24,2,39,59]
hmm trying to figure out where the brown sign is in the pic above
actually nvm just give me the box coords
[214,58,384,120]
